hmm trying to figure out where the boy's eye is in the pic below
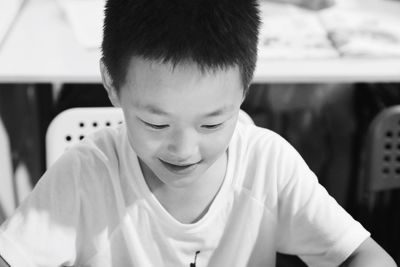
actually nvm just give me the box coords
[202,123,223,129]
[142,121,169,129]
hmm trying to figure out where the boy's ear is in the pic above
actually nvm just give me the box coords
[100,59,120,107]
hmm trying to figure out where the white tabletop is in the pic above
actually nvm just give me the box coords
[0,0,400,84]
[0,0,100,83]
[253,58,400,83]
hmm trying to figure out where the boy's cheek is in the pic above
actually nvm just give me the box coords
[202,128,236,156]
[126,127,161,155]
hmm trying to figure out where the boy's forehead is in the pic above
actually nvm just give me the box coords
[119,57,242,97]
[125,56,240,82]
[119,57,243,111]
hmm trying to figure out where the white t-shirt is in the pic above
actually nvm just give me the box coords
[0,121,369,267]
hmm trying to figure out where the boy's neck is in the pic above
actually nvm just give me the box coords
[140,152,228,224]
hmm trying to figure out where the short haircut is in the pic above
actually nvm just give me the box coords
[102,0,261,95]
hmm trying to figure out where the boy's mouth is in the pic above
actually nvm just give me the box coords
[159,159,201,174]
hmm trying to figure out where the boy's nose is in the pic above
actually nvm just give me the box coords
[167,129,199,162]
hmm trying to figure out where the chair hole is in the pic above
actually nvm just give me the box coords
[382,167,390,174]
[65,135,72,142]
[396,155,400,162]
[397,143,400,150]
[92,122,98,127]
[79,135,85,140]
[105,121,111,126]
[79,122,85,128]
[385,143,392,150]
[118,121,123,125]
[396,168,400,175]
[386,131,393,138]
[383,155,391,162]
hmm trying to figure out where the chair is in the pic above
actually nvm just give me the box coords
[45,107,253,168]
[46,107,124,168]
[358,106,400,208]
[357,105,400,264]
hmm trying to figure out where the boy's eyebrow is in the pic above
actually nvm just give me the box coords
[203,105,234,117]
[139,104,234,117]
[140,105,169,115]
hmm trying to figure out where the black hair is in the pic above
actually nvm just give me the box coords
[102,0,261,95]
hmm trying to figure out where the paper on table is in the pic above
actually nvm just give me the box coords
[319,0,400,57]
[258,2,339,59]
[0,0,25,47]
[58,0,105,49]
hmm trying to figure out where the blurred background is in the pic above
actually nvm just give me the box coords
[0,0,400,266]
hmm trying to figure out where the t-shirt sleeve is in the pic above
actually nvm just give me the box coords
[275,139,370,267]
[0,149,82,267]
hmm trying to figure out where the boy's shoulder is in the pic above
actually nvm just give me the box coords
[81,125,125,155]
[234,120,292,156]
[232,121,300,180]
[44,125,131,199]
[76,125,125,156]
[230,120,305,208]
[53,125,127,178]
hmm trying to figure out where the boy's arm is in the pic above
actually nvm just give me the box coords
[340,237,397,267]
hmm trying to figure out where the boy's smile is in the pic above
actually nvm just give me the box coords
[159,158,202,175]
[102,57,244,194]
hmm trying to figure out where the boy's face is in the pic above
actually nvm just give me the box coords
[103,57,243,189]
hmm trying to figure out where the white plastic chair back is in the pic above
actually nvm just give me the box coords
[46,107,124,168]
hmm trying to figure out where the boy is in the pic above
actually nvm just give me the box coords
[0,0,397,266]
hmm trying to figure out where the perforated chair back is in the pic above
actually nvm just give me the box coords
[359,105,400,266]
[45,107,124,168]
[365,105,400,194]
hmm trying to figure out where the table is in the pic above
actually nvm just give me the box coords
[0,0,400,84]
[0,0,100,84]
